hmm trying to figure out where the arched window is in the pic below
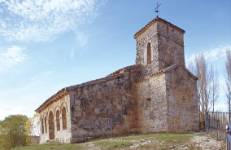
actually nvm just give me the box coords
[48,111,55,140]
[147,43,152,64]
[44,116,47,133]
[56,110,60,131]
[41,118,44,134]
[62,107,67,129]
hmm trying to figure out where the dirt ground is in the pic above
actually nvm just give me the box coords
[191,133,225,150]
[13,132,226,150]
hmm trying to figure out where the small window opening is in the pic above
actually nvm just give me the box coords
[147,43,152,64]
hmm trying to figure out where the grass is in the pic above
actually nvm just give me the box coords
[11,143,85,150]
[156,133,192,142]
[94,139,132,150]
[11,133,222,150]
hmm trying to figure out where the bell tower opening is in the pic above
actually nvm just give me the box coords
[147,43,152,65]
[134,17,185,71]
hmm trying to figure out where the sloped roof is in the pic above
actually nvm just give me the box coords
[134,17,185,39]
[108,65,141,76]
[35,65,142,113]
[148,64,197,80]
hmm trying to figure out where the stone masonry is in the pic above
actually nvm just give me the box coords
[36,16,199,144]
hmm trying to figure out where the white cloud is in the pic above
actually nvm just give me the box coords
[0,0,105,42]
[187,45,231,65]
[0,46,26,72]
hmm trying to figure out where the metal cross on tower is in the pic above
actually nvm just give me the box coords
[155,1,161,17]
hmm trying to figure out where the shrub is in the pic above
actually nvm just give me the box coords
[0,115,31,150]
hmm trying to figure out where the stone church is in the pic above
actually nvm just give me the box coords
[36,16,199,144]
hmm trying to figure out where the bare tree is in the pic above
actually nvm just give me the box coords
[189,54,219,128]
[209,65,219,114]
[194,54,216,129]
[195,54,211,114]
[226,50,231,122]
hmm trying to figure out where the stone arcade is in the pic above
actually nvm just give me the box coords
[36,16,199,144]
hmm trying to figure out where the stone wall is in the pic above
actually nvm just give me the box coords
[157,21,185,69]
[70,72,139,143]
[135,73,168,133]
[69,64,199,143]
[39,95,72,144]
[166,66,199,132]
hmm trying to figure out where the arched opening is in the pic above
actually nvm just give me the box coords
[41,118,44,134]
[44,116,47,133]
[147,43,152,64]
[62,107,67,130]
[48,111,55,140]
[56,110,60,131]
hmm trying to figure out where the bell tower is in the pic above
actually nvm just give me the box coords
[134,17,185,71]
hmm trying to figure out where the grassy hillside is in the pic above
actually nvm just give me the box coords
[12,133,225,150]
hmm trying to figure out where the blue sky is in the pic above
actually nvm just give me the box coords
[0,0,230,120]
